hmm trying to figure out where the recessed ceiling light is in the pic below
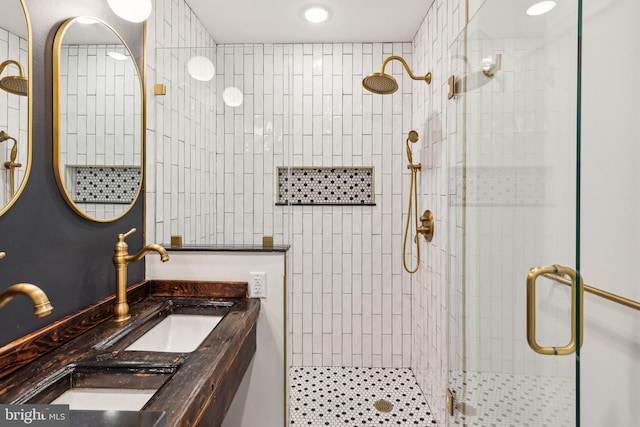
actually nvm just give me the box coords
[526,1,557,16]
[304,7,329,23]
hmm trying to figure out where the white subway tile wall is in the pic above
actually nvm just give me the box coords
[153,46,217,244]
[411,1,460,424]
[0,28,28,206]
[288,42,414,369]
[214,43,292,246]
[59,45,141,219]
[146,0,217,245]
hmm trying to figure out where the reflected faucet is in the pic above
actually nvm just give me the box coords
[0,252,54,317]
[113,228,169,322]
[0,130,21,197]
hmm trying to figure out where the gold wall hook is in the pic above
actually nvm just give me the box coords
[447,76,456,99]
[416,210,434,242]
[482,53,502,77]
[154,83,166,95]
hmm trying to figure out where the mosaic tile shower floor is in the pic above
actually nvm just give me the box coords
[449,371,574,427]
[289,366,438,426]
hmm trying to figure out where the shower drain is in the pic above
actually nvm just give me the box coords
[374,399,394,413]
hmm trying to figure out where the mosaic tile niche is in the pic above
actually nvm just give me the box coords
[277,167,375,205]
[69,166,140,204]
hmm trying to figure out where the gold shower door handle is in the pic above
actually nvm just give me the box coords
[526,265,584,355]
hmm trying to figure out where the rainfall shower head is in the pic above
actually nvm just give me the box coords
[0,60,28,96]
[363,56,431,95]
[363,72,398,95]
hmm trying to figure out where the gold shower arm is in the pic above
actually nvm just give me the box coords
[0,60,25,78]
[381,56,432,84]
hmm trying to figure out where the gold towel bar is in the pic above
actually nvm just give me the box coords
[542,273,639,311]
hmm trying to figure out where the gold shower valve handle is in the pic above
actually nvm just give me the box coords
[416,210,434,242]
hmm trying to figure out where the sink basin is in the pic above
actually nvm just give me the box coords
[20,363,176,411]
[125,314,223,353]
[51,388,156,411]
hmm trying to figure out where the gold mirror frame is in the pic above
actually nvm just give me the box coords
[52,17,144,223]
[0,0,32,217]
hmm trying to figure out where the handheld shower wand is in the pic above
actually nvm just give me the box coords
[402,131,435,274]
[403,130,421,273]
[0,130,22,197]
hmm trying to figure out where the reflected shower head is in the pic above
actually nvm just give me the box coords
[0,76,28,96]
[0,130,15,143]
[407,130,419,143]
[363,56,431,95]
[0,60,28,96]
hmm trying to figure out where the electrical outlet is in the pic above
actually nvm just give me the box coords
[249,272,267,298]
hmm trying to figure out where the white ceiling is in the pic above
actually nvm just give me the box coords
[184,0,435,44]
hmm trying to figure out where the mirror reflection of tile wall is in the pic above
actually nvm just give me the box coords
[0,27,28,206]
[59,44,141,219]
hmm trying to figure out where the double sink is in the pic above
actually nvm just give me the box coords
[12,299,234,412]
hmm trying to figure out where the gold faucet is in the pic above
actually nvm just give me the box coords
[113,228,169,322]
[0,252,54,317]
[0,283,53,317]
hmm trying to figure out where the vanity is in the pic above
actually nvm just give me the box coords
[0,280,259,427]
[0,1,281,425]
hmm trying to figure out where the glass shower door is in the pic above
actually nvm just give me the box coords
[447,1,580,425]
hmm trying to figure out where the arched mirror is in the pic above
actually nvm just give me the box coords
[53,17,142,222]
[0,0,31,216]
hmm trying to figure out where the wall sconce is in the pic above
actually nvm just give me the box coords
[107,0,152,23]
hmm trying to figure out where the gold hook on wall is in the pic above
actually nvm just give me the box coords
[448,53,502,99]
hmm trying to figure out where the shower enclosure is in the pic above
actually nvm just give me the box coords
[447,0,581,425]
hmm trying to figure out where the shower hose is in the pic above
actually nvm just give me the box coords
[403,130,421,274]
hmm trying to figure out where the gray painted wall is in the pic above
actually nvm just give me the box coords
[0,0,145,346]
